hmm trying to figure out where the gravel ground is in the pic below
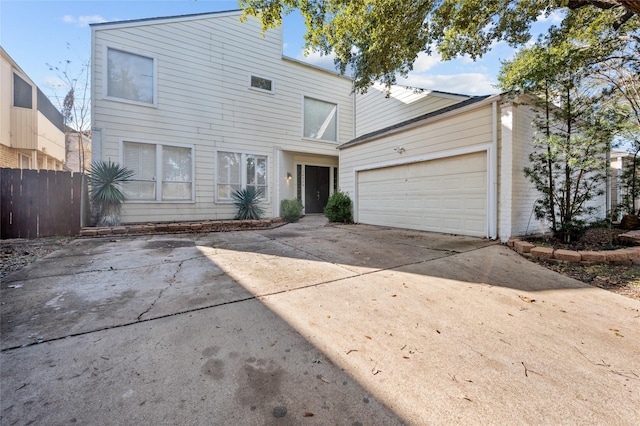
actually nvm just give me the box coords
[1,234,639,300]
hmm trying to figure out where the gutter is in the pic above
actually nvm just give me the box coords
[339,93,503,149]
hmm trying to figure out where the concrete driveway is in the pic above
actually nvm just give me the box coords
[2,216,639,425]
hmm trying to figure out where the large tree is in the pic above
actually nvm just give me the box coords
[241,0,639,91]
[498,7,632,239]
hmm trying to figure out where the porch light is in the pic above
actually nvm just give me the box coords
[286,172,292,180]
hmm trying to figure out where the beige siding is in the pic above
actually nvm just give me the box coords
[1,56,11,149]
[2,48,65,169]
[507,103,545,236]
[92,13,353,223]
[340,105,493,196]
[355,84,469,137]
[506,101,607,238]
[37,111,65,161]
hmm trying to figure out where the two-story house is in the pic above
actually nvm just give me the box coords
[91,11,352,224]
[1,47,66,170]
[91,10,608,241]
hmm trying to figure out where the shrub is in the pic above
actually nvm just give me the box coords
[280,198,303,223]
[324,191,352,223]
[88,160,134,226]
[232,187,265,220]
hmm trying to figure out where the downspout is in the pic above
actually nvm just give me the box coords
[275,147,281,218]
[489,100,498,240]
[352,80,356,139]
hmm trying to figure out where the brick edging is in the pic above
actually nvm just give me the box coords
[507,238,639,265]
[80,218,286,237]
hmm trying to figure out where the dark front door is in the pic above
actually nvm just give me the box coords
[304,165,330,213]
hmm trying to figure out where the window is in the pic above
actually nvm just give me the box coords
[217,151,268,202]
[13,73,32,109]
[106,48,155,104]
[123,141,193,201]
[249,75,273,93]
[19,153,31,170]
[303,97,337,142]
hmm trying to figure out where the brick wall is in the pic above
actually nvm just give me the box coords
[0,144,18,168]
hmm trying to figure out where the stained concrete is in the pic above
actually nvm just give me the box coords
[1,216,639,425]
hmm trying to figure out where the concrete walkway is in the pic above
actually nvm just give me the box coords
[1,217,639,425]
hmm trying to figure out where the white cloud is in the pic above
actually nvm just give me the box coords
[296,49,339,71]
[63,15,107,27]
[536,10,564,24]
[397,73,499,96]
[412,51,442,72]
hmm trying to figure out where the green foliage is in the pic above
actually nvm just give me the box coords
[324,191,352,223]
[88,160,134,226]
[280,198,304,222]
[232,187,265,220]
[617,150,640,216]
[241,0,639,92]
[499,20,621,243]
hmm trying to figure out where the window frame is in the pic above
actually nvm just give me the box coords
[248,74,275,94]
[120,138,195,203]
[215,149,270,204]
[13,73,33,109]
[301,94,339,143]
[103,45,158,107]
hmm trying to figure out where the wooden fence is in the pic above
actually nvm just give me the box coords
[0,168,87,239]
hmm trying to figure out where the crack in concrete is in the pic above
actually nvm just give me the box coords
[2,240,497,353]
[137,259,186,321]
[2,255,203,284]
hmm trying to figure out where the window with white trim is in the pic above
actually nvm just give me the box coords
[249,75,273,93]
[107,48,155,104]
[303,96,337,142]
[217,151,268,202]
[123,141,193,201]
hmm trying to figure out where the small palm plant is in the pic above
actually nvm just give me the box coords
[88,160,134,226]
[232,187,265,220]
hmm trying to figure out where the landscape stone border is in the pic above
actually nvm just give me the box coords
[79,218,285,237]
[507,238,640,266]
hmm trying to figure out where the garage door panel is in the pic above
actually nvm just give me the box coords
[357,152,487,237]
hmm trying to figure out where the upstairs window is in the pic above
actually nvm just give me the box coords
[123,141,193,201]
[13,73,32,109]
[217,151,268,202]
[249,75,274,93]
[303,96,337,142]
[106,48,155,105]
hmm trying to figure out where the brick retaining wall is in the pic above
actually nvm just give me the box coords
[80,218,285,237]
[507,238,640,265]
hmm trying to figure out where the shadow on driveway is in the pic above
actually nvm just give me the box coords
[2,219,639,424]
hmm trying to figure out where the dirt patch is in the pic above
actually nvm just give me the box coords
[524,228,640,300]
[527,227,630,251]
[1,237,74,280]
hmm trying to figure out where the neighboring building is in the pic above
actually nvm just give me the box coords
[611,149,638,217]
[91,10,607,241]
[1,46,65,170]
[65,129,92,173]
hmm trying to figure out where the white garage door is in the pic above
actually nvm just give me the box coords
[357,152,487,237]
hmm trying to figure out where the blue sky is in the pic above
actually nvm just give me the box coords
[1,0,560,111]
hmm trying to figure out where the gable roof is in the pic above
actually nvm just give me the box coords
[339,94,500,149]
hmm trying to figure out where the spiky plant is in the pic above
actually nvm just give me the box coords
[232,187,265,220]
[88,160,134,226]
